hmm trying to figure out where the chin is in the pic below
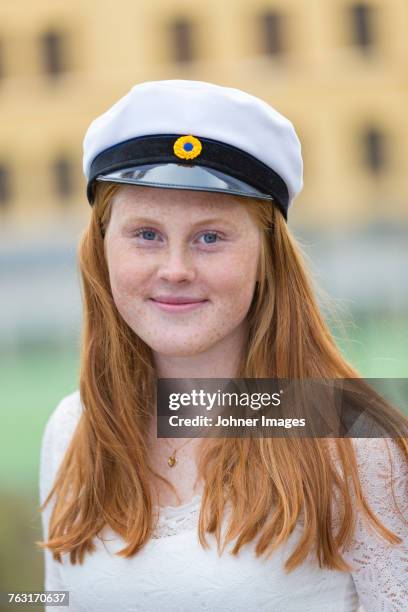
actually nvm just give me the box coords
[149,337,213,358]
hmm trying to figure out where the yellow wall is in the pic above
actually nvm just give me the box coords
[0,0,406,232]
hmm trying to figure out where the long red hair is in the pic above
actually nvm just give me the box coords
[37,181,408,571]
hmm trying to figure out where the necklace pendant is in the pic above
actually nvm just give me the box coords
[168,455,177,467]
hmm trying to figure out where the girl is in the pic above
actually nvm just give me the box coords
[38,79,408,611]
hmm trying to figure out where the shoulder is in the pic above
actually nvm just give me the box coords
[328,438,408,538]
[39,390,83,499]
[351,438,408,516]
[324,437,407,476]
[41,389,83,451]
[326,437,408,518]
[350,437,408,484]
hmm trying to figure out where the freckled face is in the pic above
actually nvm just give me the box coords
[103,185,261,357]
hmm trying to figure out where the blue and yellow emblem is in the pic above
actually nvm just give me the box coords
[173,134,202,160]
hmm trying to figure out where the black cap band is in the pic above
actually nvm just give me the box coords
[87,134,289,219]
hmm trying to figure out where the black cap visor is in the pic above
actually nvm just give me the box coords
[95,163,274,201]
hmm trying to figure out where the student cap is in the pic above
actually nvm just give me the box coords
[82,79,303,221]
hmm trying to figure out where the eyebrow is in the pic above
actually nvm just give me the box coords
[121,215,238,229]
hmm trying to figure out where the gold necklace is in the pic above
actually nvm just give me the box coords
[163,438,195,468]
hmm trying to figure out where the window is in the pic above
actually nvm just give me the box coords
[260,10,284,56]
[0,163,12,209]
[52,156,75,200]
[171,18,194,63]
[41,29,66,77]
[349,3,374,50]
[362,127,386,174]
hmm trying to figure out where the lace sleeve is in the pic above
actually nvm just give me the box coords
[341,438,408,611]
[39,404,65,593]
[38,391,82,596]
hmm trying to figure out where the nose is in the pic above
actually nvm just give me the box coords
[156,245,196,283]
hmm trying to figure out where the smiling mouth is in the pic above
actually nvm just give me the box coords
[150,298,206,304]
[148,298,208,312]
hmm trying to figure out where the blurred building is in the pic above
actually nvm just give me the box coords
[1,0,407,231]
[0,0,407,345]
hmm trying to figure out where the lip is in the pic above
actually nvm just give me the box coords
[149,298,208,313]
[151,295,207,304]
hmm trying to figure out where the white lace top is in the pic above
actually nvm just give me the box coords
[39,391,408,611]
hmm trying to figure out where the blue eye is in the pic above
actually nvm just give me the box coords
[200,232,220,245]
[135,229,157,240]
